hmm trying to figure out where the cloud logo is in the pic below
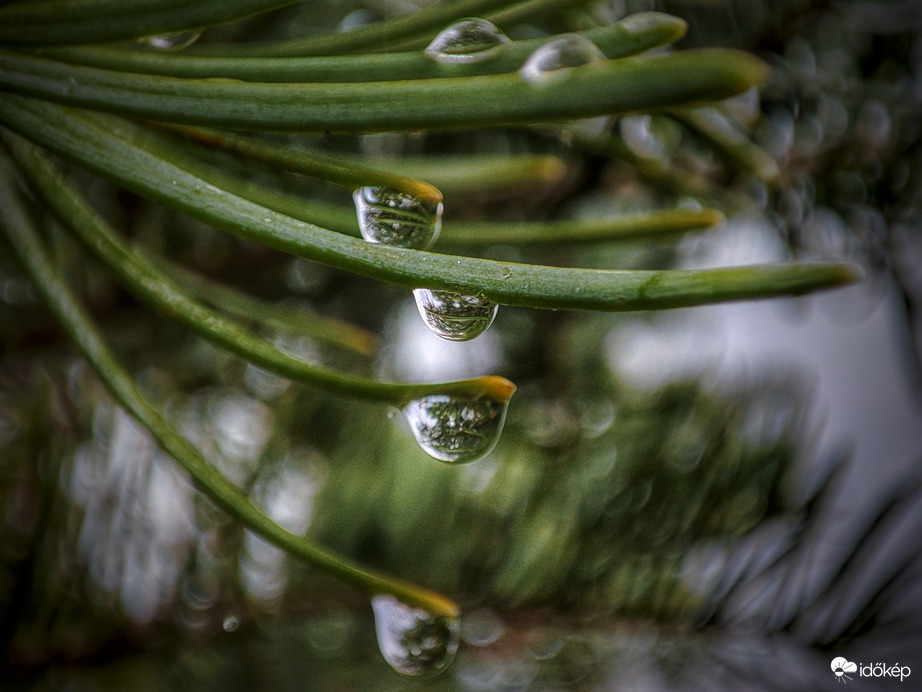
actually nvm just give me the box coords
[831,657,858,683]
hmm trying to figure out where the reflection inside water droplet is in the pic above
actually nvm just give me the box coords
[425,18,511,63]
[520,34,605,85]
[402,394,509,463]
[371,595,460,677]
[353,186,442,250]
[138,29,202,50]
[412,289,498,341]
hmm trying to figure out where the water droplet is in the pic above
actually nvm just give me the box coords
[460,607,505,646]
[620,114,667,162]
[784,36,816,77]
[353,187,442,250]
[138,29,202,51]
[412,289,497,341]
[338,9,382,32]
[566,114,610,139]
[402,394,509,463]
[525,627,566,660]
[520,34,605,85]
[222,614,240,632]
[577,398,616,439]
[520,35,609,139]
[857,99,891,150]
[619,12,667,34]
[425,18,511,63]
[371,595,460,677]
[628,478,653,510]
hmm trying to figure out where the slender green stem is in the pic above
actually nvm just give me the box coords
[189,0,581,57]
[0,152,460,619]
[2,129,510,406]
[0,97,862,311]
[35,13,686,83]
[0,0,300,46]
[0,47,769,131]
[440,209,726,245]
[151,256,380,357]
[162,125,442,205]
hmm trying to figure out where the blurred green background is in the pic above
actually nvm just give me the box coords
[1,0,921,689]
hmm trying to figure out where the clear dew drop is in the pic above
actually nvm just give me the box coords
[520,35,609,139]
[425,18,511,63]
[519,33,605,85]
[402,394,509,464]
[137,29,202,51]
[371,595,460,677]
[412,289,498,342]
[353,186,442,250]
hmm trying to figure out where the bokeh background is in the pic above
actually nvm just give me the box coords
[1,0,921,689]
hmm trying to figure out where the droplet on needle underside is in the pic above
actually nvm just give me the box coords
[372,595,460,676]
[402,394,509,464]
[413,289,498,342]
[353,186,442,250]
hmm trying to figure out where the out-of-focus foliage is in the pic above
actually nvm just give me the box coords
[1,0,920,690]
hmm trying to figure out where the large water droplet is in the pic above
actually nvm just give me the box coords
[138,29,202,51]
[353,186,442,250]
[371,595,460,677]
[402,394,509,463]
[519,34,605,85]
[412,289,497,341]
[425,18,511,63]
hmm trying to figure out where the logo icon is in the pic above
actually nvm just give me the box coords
[831,657,858,684]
